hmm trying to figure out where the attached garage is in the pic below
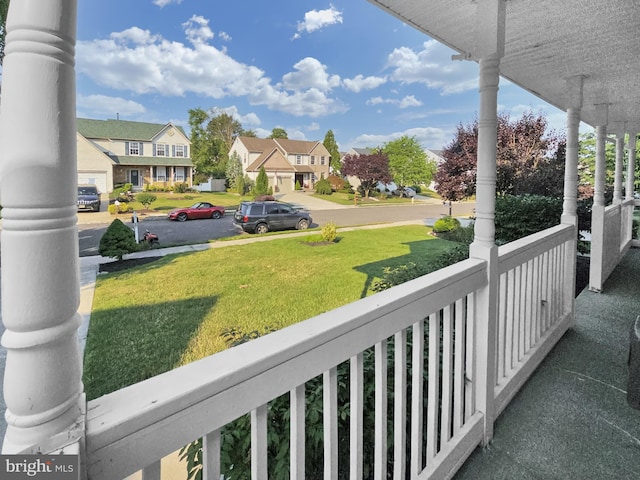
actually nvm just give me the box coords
[78,171,108,194]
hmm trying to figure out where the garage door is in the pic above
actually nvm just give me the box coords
[78,172,107,194]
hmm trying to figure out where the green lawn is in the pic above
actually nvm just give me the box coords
[123,191,253,212]
[83,225,459,400]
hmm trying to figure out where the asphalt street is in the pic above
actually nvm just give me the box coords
[78,201,476,256]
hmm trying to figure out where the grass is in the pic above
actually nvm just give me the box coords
[83,225,459,400]
[120,191,253,212]
[311,192,417,206]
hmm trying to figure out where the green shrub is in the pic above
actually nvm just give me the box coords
[295,180,302,190]
[433,216,460,233]
[254,167,269,196]
[438,223,474,245]
[321,222,337,242]
[236,175,246,195]
[173,182,189,194]
[314,177,332,195]
[107,204,117,215]
[136,192,157,210]
[371,244,469,292]
[99,219,138,261]
[495,194,562,243]
[111,183,133,200]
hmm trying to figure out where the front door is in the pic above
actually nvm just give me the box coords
[130,169,140,187]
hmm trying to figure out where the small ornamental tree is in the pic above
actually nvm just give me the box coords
[99,219,138,261]
[254,166,269,196]
[136,192,157,210]
[341,152,391,198]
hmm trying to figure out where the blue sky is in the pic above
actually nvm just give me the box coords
[75,0,568,151]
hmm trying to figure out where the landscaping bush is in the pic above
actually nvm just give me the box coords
[314,177,332,195]
[99,219,138,261]
[321,222,337,242]
[438,223,475,245]
[433,215,460,233]
[495,194,562,243]
[136,192,157,210]
[371,243,469,292]
[111,183,133,202]
[295,180,302,190]
[108,202,130,215]
[254,167,269,196]
[236,175,246,195]
[173,182,189,194]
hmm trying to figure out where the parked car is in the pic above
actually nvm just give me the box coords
[393,187,416,198]
[168,202,225,221]
[77,184,101,212]
[234,201,312,234]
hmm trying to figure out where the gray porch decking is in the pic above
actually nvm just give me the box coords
[455,249,640,480]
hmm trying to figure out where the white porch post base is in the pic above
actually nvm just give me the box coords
[0,0,84,455]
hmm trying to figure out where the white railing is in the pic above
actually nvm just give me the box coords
[86,258,488,480]
[84,225,579,480]
[493,224,575,415]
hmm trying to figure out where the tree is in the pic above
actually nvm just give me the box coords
[268,127,288,139]
[382,135,436,194]
[254,166,269,196]
[226,152,243,190]
[323,129,341,174]
[341,152,391,198]
[189,108,248,181]
[99,219,138,261]
[435,112,566,200]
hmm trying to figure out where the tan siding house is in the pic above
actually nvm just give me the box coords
[230,136,331,193]
[76,118,193,192]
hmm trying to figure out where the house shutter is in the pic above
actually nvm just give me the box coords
[172,145,176,157]
[140,143,144,155]
[152,166,156,180]
[184,146,188,158]
[125,142,129,155]
[153,144,156,156]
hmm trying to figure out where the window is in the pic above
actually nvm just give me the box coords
[156,143,167,156]
[311,156,315,165]
[129,142,140,155]
[175,144,185,157]
[321,156,326,165]
[156,166,167,182]
[296,155,302,165]
[174,166,185,181]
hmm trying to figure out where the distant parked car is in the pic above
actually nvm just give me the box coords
[393,187,416,198]
[77,184,101,212]
[234,201,312,234]
[168,202,225,222]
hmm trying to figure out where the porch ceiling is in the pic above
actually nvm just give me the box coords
[368,0,640,133]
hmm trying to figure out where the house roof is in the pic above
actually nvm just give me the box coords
[110,155,193,167]
[367,0,640,133]
[77,118,188,142]
[273,138,321,155]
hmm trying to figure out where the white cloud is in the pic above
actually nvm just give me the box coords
[281,57,341,92]
[293,5,343,40]
[307,122,320,131]
[287,129,307,141]
[217,105,262,127]
[77,21,347,118]
[183,16,215,44]
[218,31,232,42]
[386,40,478,95]
[351,126,452,150]
[153,0,183,7]
[343,74,387,93]
[77,94,146,116]
[366,95,423,109]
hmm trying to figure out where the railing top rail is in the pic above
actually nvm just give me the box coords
[498,224,574,273]
[86,257,487,479]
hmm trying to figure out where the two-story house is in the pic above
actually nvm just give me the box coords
[77,118,193,193]
[230,136,331,193]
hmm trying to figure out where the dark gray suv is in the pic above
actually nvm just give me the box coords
[77,184,101,212]
[234,201,312,234]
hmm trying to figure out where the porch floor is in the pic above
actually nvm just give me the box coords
[454,249,640,479]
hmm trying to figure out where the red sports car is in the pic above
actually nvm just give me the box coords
[168,202,225,221]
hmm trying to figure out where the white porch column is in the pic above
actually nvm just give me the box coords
[469,0,505,447]
[589,105,608,292]
[562,76,582,327]
[626,132,637,200]
[0,0,84,454]
[613,133,624,204]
